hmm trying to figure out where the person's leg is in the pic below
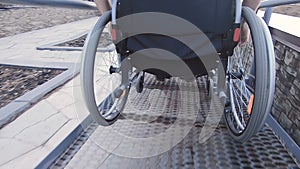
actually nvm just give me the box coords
[243,0,261,11]
[241,0,261,92]
[240,0,261,45]
[94,0,112,14]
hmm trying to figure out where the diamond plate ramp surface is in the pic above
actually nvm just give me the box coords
[55,75,299,169]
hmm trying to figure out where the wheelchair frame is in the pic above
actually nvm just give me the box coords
[81,0,277,142]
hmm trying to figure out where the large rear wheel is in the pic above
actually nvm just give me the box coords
[225,7,275,142]
[81,11,130,126]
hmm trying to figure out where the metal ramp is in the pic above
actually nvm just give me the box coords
[50,75,300,169]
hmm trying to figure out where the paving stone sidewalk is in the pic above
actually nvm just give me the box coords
[0,11,102,168]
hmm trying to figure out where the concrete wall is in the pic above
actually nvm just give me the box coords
[272,39,300,146]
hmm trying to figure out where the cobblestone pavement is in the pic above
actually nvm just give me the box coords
[0,3,99,38]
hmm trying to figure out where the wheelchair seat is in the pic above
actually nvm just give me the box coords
[115,0,237,77]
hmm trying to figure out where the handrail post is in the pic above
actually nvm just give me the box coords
[263,7,273,25]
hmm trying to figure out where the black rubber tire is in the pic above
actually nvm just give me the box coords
[225,7,275,142]
[81,11,130,126]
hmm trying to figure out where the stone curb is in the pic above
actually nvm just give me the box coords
[36,30,89,52]
[36,30,115,52]
[0,62,79,127]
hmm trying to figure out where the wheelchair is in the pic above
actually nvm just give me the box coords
[81,0,275,142]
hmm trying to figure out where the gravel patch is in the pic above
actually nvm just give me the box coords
[0,65,64,109]
[56,31,112,48]
[57,34,88,47]
[271,3,300,18]
[0,3,99,38]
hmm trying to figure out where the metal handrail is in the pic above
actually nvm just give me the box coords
[259,0,300,25]
[1,0,299,11]
[260,0,300,9]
